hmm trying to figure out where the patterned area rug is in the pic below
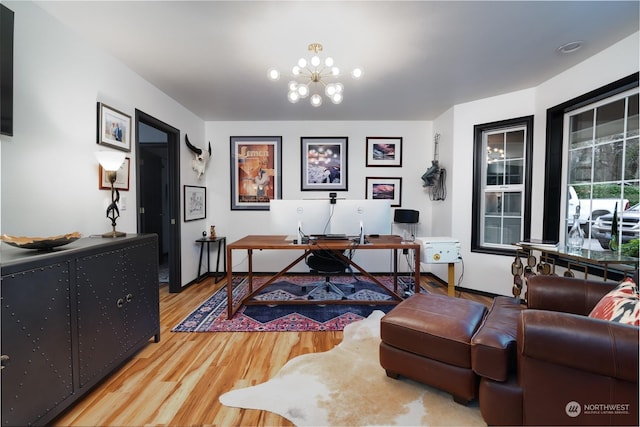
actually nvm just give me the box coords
[220,311,485,426]
[172,275,408,332]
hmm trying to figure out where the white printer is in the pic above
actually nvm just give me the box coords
[416,236,461,264]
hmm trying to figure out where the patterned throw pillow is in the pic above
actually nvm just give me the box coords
[589,278,639,326]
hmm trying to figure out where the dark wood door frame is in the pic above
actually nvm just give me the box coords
[135,110,182,293]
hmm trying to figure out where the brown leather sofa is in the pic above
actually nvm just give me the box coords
[473,275,639,426]
[380,274,639,426]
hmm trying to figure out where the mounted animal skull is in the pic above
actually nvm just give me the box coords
[185,134,212,179]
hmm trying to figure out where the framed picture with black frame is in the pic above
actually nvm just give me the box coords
[366,137,403,167]
[365,176,402,207]
[301,136,348,191]
[230,136,282,210]
[97,102,131,152]
[184,185,206,221]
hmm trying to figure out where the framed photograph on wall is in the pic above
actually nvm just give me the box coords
[184,185,206,221]
[366,137,402,167]
[97,102,131,152]
[301,136,348,191]
[366,176,402,207]
[98,157,130,191]
[230,136,282,210]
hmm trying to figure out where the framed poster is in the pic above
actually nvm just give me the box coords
[230,136,282,210]
[301,136,348,191]
[366,137,402,167]
[184,185,206,221]
[97,102,131,152]
[98,157,130,191]
[366,176,402,207]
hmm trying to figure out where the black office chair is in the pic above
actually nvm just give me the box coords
[304,250,355,300]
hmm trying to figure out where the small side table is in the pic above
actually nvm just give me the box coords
[196,236,226,283]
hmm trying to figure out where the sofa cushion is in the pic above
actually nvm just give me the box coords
[588,277,639,326]
[471,296,525,381]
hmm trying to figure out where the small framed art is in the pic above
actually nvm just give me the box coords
[366,137,402,167]
[366,176,402,207]
[230,136,282,210]
[97,102,131,152]
[99,157,130,191]
[301,136,348,191]
[184,185,206,221]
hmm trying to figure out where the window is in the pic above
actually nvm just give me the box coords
[472,116,533,255]
[563,90,639,248]
[543,73,639,246]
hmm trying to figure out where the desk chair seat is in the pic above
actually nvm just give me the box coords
[305,250,354,300]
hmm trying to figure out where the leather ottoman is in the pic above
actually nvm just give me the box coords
[379,293,488,404]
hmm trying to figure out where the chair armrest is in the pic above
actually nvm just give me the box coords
[518,309,639,382]
[526,275,615,315]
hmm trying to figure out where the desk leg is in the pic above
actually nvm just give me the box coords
[247,249,253,293]
[214,239,224,283]
[226,245,233,319]
[448,262,455,297]
[414,247,421,294]
[393,248,398,293]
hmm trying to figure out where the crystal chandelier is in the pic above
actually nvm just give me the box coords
[267,43,363,107]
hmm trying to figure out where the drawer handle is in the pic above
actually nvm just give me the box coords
[1,354,9,370]
[116,298,125,308]
[125,293,133,303]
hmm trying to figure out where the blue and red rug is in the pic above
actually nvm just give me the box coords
[172,275,411,332]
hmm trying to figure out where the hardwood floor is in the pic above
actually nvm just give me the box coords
[53,275,492,426]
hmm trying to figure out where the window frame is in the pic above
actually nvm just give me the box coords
[472,115,534,256]
[542,73,638,243]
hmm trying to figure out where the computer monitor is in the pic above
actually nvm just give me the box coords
[329,199,392,236]
[269,199,331,237]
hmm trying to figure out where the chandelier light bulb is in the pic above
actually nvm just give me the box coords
[288,80,298,91]
[311,55,321,67]
[297,58,307,68]
[351,67,364,79]
[292,65,301,75]
[297,84,309,98]
[267,68,280,81]
[310,93,322,107]
[334,82,344,94]
[331,66,340,76]
[324,57,334,67]
[331,93,343,104]
[325,83,337,97]
[288,91,300,103]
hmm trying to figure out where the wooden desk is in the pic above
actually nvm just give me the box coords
[225,234,421,318]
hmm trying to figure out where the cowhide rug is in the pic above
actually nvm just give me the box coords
[219,310,486,426]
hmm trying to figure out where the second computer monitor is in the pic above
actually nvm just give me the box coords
[329,199,391,236]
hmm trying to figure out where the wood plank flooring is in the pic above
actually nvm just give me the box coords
[52,275,492,426]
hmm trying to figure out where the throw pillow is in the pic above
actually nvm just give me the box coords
[588,278,639,326]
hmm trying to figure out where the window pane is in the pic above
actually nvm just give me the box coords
[486,162,503,186]
[505,130,524,159]
[596,98,625,142]
[628,94,639,138]
[484,217,501,244]
[504,192,522,215]
[484,192,502,215]
[593,140,624,182]
[570,110,594,147]
[569,147,592,184]
[505,159,523,185]
[625,138,639,180]
[502,218,521,244]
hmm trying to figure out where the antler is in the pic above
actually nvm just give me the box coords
[185,134,202,155]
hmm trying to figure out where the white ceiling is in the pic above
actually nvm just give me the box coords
[36,1,639,121]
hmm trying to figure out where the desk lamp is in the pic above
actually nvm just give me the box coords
[95,150,126,238]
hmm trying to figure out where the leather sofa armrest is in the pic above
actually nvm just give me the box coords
[526,275,616,315]
[518,309,639,382]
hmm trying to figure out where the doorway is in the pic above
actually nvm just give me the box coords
[135,110,182,293]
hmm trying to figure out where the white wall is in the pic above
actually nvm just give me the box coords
[0,1,206,286]
[204,121,433,273]
[438,32,639,296]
